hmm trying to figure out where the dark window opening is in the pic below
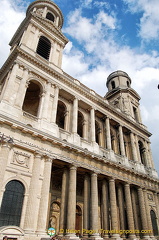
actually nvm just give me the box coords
[111,81,115,89]
[46,12,54,22]
[77,111,84,137]
[56,101,66,129]
[138,141,145,165]
[0,180,24,227]
[150,210,158,236]
[36,36,51,60]
[127,81,130,87]
[95,121,100,145]
[22,81,41,116]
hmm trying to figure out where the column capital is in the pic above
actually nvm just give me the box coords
[109,177,116,183]
[91,171,98,177]
[69,164,78,171]
[44,157,53,163]
[33,152,42,158]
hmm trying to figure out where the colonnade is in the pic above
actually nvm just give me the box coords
[50,165,154,239]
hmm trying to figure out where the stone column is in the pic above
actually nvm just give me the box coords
[41,82,51,120]
[14,68,29,108]
[91,172,99,236]
[24,153,42,232]
[0,141,12,191]
[59,168,69,235]
[83,120,87,139]
[102,179,109,238]
[83,174,90,236]
[42,7,47,17]
[72,98,78,133]
[154,193,159,230]
[109,179,119,238]
[90,108,96,142]
[124,184,136,238]
[64,110,69,131]
[3,63,19,103]
[143,189,153,237]
[37,92,46,118]
[105,117,111,150]
[147,142,154,168]
[66,165,77,237]
[117,184,125,236]
[135,135,141,163]
[118,125,125,156]
[36,157,53,233]
[51,85,59,123]
[138,187,149,238]
[131,189,140,237]
[130,132,138,162]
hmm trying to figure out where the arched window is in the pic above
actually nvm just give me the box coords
[76,205,82,234]
[111,80,115,89]
[22,81,41,116]
[46,12,54,22]
[150,210,158,236]
[0,180,24,227]
[36,36,51,60]
[138,141,146,165]
[56,101,66,129]
[77,111,84,138]
[127,81,130,87]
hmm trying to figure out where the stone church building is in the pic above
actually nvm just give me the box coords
[0,0,159,240]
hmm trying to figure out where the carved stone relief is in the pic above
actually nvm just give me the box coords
[12,150,31,168]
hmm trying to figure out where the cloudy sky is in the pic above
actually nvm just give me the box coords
[0,0,159,173]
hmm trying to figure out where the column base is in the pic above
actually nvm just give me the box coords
[128,234,139,240]
[64,234,80,240]
[110,234,123,240]
[142,236,152,240]
[90,233,103,240]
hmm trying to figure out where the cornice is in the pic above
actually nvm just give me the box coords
[0,113,158,190]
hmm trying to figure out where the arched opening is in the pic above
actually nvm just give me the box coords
[46,12,54,22]
[150,210,158,236]
[22,81,41,116]
[77,111,84,138]
[127,81,130,88]
[36,36,51,60]
[49,201,60,232]
[56,101,66,129]
[95,121,101,145]
[138,141,146,165]
[0,180,25,227]
[111,81,115,89]
[75,205,82,235]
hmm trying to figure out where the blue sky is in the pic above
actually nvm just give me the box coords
[0,0,159,174]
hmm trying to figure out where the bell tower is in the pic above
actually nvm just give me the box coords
[0,0,68,129]
[105,70,142,123]
[9,0,67,69]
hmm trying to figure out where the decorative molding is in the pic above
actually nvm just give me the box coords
[12,150,31,168]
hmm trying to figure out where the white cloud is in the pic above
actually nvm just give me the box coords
[123,0,159,40]
[0,0,25,67]
[64,8,117,47]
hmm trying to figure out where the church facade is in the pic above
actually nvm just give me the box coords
[0,0,159,240]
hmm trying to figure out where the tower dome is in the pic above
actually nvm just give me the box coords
[106,70,131,92]
[26,0,64,28]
